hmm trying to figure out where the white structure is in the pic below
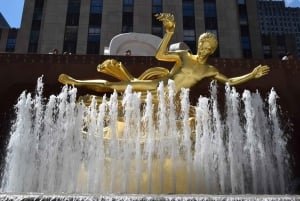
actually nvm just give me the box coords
[169,42,191,52]
[105,33,162,56]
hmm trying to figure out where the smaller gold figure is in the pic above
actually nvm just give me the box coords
[58,13,270,102]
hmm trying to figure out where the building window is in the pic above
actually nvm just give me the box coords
[262,34,272,58]
[63,0,81,54]
[66,13,80,26]
[28,0,44,53]
[183,30,196,41]
[183,0,194,17]
[122,0,134,33]
[89,14,102,26]
[67,0,81,12]
[66,0,81,26]
[31,20,41,30]
[152,0,162,14]
[183,0,196,53]
[240,25,249,36]
[32,0,43,21]
[28,30,40,52]
[183,30,197,51]
[238,0,245,5]
[238,2,252,58]
[6,29,18,52]
[63,26,78,54]
[204,0,220,57]
[204,0,219,57]
[65,27,78,41]
[204,0,217,18]
[90,0,103,14]
[29,30,39,43]
[183,17,195,30]
[238,3,247,21]
[89,0,103,26]
[205,17,218,30]
[152,0,163,37]
[87,27,101,54]
[241,36,250,49]
[204,0,218,30]
[87,0,103,54]
[6,38,16,52]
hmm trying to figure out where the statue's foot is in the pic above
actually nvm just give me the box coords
[58,74,77,85]
[97,59,134,81]
[97,59,119,72]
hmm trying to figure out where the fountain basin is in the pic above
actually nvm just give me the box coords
[0,193,299,201]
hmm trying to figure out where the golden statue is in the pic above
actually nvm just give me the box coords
[58,14,271,189]
[58,13,270,102]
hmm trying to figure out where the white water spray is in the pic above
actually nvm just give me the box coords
[0,78,290,194]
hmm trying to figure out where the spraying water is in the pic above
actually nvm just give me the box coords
[0,78,290,194]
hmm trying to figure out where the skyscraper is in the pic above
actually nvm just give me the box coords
[0,13,10,28]
[8,0,292,59]
[7,0,264,58]
[258,0,300,59]
[0,13,18,53]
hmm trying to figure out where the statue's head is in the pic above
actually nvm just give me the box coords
[197,33,218,56]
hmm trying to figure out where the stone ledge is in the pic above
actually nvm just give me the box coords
[0,193,299,201]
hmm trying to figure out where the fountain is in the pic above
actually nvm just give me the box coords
[0,77,292,197]
[0,13,296,201]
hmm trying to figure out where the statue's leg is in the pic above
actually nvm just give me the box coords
[106,80,159,92]
[58,73,160,93]
[58,73,112,92]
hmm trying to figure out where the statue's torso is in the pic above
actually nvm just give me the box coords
[170,51,217,92]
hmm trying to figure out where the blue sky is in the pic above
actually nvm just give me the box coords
[285,0,300,7]
[0,0,300,28]
[0,0,24,28]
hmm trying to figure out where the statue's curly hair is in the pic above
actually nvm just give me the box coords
[198,32,218,52]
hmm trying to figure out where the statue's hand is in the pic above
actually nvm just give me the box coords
[155,13,175,33]
[252,65,270,78]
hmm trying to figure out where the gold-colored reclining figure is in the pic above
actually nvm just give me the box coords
[58,13,270,137]
[59,13,269,102]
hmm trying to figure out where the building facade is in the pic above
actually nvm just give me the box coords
[0,0,266,58]
[0,13,10,28]
[258,0,300,59]
[0,12,18,53]
[2,0,299,59]
[0,28,18,52]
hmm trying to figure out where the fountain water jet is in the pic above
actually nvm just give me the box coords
[0,77,290,195]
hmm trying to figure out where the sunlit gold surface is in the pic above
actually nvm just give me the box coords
[77,158,197,193]
[58,13,270,103]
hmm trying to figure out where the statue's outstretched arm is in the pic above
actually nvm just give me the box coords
[213,65,270,86]
[155,13,181,68]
